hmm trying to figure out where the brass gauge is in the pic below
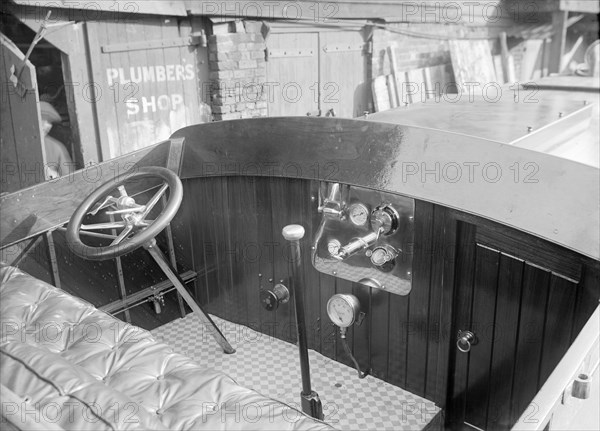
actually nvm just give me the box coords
[348,203,369,226]
[327,294,361,328]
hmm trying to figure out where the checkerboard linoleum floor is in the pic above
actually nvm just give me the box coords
[151,313,439,431]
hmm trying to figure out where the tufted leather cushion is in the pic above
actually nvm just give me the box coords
[0,265,334,430]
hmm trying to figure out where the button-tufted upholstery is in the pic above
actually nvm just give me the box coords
[0,265,335,430]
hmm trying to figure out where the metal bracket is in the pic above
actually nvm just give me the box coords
[267,48,315,58]
[99,270,197,314]
[356,311,366,326]
[150,293,166,314]
[323,43,365,53]
[101,35,203,53]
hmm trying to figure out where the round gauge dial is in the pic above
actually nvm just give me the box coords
[327,294,360,328]
[348,203,369,226]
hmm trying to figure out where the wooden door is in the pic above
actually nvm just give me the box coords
[265,32,319,116]
[448,223,589,430]
[265,29,367,118]
[319,31,369,118]
[86,18,208,159]
[0,32,46,194]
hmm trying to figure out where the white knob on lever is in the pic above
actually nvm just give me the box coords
[282,224,305,241]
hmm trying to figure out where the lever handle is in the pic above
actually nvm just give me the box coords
[281,224,316,403]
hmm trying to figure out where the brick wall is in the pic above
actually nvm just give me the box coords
[207,29,268,121]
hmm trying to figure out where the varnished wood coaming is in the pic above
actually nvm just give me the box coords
[173,117,599,260]
[2,117,598,260]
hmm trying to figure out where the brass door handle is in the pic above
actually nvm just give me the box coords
[457,330,477,353]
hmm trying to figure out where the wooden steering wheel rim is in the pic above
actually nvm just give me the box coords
[65,166,183,261]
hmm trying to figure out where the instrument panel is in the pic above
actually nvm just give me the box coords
[312,182,415,296]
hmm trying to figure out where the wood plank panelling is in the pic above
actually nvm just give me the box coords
[255,177,277,337]
[91,17,204,158]
[302,180,322,350]
[425,204,451,401]
[335,279,356,368]
[370,286,390,379]
[174,176,599,419]
[539,275,577,383]
[226,177,254,328]
[178,177,448,404]
[204,178,230,318]
[572,266,600,340]
[49,229,122,307]
[449,221,597,430]
[486,254,524,431]
[510,265,551,424]
[319,273,337,360]
[476,227,582,283]
[406,200,434,395]
[319,30,368,118]
[350,283,369,369]
[448,222,478,420]
[271,178,295,343]
[464,245,500,429]
[0,33,46,194]
[387,290,410,388]
[265,32,319,117]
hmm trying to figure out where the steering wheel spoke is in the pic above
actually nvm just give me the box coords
[110,224,134,246]
[140,183,169,220]
[89,196,117,216]
[66,167,183,261]
[81,221,127,231]
[105,204,146,215]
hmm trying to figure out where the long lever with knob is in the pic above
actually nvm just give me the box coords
[282,224,324,420]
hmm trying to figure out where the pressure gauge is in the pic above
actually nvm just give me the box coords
[348,203,369,226]
[327,294,361,328]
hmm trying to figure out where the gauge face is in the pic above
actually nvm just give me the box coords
[327,294,359,327]
[348,203,369,226]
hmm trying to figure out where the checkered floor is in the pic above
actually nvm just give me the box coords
[151,313,439,430]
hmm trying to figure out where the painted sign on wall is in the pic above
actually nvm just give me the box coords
[91,18,210,159]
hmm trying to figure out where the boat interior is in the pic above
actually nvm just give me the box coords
[1,82,599,431]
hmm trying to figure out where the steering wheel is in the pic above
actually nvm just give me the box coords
[66,166,183,261]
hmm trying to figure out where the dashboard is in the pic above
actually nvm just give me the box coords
[312,182,415,295]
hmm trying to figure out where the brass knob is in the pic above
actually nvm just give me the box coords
[457,330,477,353]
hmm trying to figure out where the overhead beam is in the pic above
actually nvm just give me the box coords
[10,0,188,17]
[560,0,600,14]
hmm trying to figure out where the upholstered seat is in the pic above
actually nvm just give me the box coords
[0,265,334,430]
